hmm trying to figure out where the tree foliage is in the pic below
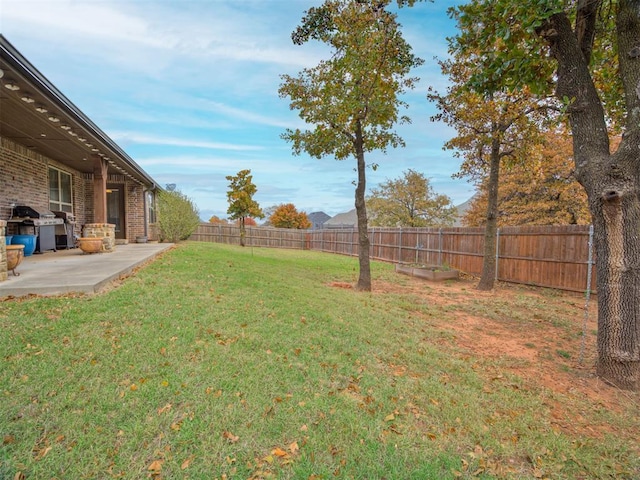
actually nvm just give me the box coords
[226,169,264,247]
[208,215,228,225]
[450,0,640,389]
[367,169,456,227]
[430,14,555,290]
[156,189,201,243]
[269,203,312,229]
[463,130,591,227]
[279,0,423,290]
[235,217,257,227]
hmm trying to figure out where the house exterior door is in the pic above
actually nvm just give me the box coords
[107,185,125,239]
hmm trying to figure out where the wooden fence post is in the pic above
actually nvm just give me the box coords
[495,228,500,281]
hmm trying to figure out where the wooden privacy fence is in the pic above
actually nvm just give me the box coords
[191,223,308,249]
[191,223,596,293]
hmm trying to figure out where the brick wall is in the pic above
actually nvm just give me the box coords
[1,137,152,242]
[0,220,6,282]
[0,138,50,219]
[126,182,146,239]
[1,137,87,239]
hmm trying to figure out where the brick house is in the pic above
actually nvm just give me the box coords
[0,35,161,281]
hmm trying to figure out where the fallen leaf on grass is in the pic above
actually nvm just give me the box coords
[272,447,288,458]
[148,459,163,472]
[181,455,195,470]
[34,446,52,460]
[223,431,239,443]
[205,387,222,397]
[157,403,172,415]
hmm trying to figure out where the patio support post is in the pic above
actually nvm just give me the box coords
[93,156,108,223]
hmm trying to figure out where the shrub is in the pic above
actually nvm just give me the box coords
[157,190,201,242]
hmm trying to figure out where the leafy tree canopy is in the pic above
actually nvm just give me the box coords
[208,215,228,225]
[280,0,423,161]
[226,169,264,223]
[463,130,591,227]
[367,169,456,227]
[269,203,312,229]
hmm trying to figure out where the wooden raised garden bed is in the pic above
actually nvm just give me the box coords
[395,263,459,281]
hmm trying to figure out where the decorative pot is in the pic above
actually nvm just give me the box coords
[136,236,148,244]
[12,234,37,256]
[6,244,25,276]
[78,237,103,254]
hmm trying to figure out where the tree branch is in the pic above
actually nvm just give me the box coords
[575,0,602,64]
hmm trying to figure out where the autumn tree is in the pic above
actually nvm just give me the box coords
[429,21,555,291]
[209,215,228,225]
[226,169,264,247]
[450,0,640,389]
[463,130,590,227]
[235,217,257,227]
[279,0,423,291]
[367,169,456,227]
[269,203,312,229]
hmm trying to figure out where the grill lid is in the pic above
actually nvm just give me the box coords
[53,211,76,222]
[12,205,56,218]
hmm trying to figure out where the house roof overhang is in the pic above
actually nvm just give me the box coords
[0,35,159,190]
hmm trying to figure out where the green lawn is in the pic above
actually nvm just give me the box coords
[1,242,638,479]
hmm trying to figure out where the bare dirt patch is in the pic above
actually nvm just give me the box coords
[372,274,639,440]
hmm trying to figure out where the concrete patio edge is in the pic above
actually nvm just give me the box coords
[0,242,174,299]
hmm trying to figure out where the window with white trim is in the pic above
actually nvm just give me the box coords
[49,167,73,213]
[147,190,156,223]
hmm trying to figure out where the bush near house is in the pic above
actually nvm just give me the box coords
[157,190,200,243]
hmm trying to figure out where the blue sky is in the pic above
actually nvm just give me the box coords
[1,0,473,221]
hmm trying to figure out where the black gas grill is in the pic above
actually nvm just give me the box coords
[8,205,64,253]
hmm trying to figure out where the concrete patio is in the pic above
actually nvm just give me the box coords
[0,242,174,299]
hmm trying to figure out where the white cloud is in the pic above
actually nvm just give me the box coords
[111,132,263,151]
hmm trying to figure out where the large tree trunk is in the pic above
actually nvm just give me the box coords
[589,167,640,389]
[354,122,371,292]
[477,135,501,291]
[541,6,640,389]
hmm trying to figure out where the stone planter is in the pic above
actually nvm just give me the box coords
[395,263,459,281]
[6,244,25,276]
[136,236,148,244]
[78,237,104,254]
[82,224,115,252]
